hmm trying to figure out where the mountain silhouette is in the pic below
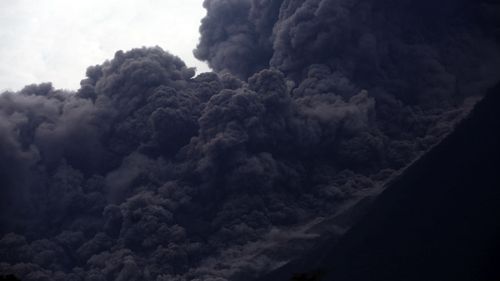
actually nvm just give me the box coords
[258,84,500,281]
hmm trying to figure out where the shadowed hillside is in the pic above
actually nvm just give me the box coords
[258,84,500,281]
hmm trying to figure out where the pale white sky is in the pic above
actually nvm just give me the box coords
[0,0,210,92]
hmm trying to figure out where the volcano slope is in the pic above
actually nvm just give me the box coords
[258,84,500,281]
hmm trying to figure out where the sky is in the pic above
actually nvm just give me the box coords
[0,0,209,92]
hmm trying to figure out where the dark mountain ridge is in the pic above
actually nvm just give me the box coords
[258,84,500,281]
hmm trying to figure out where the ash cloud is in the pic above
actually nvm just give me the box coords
[194,0,282,79]
[1,0,500,280]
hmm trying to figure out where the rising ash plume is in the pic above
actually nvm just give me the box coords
[1,0,499,280]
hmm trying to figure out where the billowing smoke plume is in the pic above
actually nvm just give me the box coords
[194,0,283,79]
[196,0,500,104]
[1,0,499,280]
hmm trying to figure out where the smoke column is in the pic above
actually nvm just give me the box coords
[1,0,499,280]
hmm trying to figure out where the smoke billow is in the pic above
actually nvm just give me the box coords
[1,0,499,280]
